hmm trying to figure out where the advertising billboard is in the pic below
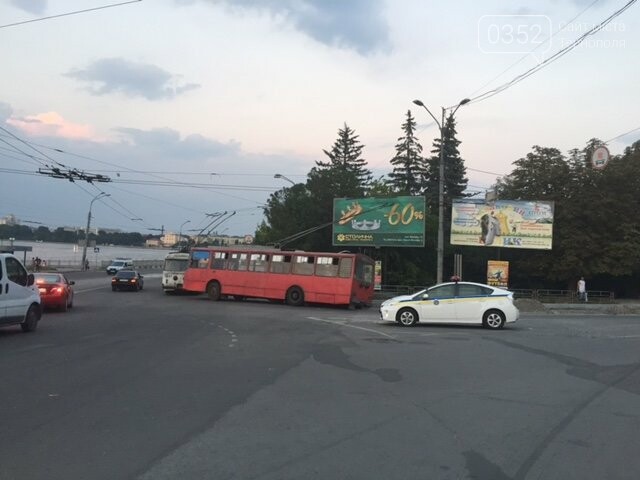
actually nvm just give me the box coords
[332,196,425,247]
[451,199,554,250]
[487,260,509,288]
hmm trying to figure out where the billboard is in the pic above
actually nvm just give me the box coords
[451,199,554,250]
[332,196,425,247]
[487,260,509,288]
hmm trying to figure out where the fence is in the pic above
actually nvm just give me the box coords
[32,259,165,272]
[511,289,615,304]
[376,286,615,304]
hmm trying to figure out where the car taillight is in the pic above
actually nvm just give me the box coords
[131,279,137,283]
[111,278,117,283]
[52,287,63,294]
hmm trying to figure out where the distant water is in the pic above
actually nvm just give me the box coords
[0,240,172,267]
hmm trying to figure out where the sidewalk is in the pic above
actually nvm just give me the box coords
[516,298,640,315]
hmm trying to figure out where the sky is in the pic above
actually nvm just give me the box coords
[1,0,638,237]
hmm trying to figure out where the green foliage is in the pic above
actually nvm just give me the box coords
[387,110,426,195]
[424,113,469,214]
[0,224,147,246]
[253,108,640,296]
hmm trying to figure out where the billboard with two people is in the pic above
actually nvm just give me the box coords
[451,199,554,250]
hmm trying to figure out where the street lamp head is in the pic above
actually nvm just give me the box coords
[459,98,471,106]
[274,174,283,179]
[412,99,424,107]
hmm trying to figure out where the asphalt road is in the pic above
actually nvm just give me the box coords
[1,272,639,480]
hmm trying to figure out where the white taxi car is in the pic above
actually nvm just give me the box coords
[380,281,519,329]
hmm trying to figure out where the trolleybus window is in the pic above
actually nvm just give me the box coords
[315,256,339,277]
[249,253,269,272]
[212,252,227,270]
[227,253,248,271]
[270,254,292,274]
[292,255,314,276]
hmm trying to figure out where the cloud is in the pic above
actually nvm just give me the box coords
[10,0,47,15]
[113,126,241,161]
[211,0,390,55]
[65,58,201,101]
[6,111,99,140]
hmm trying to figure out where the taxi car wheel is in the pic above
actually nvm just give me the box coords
[112,286,117,292]
[207,281,221,301]
[61,298,68,312]
[21,305,41,332]
[483,310,506,329]
[397,307,418,327]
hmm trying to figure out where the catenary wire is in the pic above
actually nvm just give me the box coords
[0,0,142,29]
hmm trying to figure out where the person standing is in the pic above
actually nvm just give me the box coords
[577,277,587,302]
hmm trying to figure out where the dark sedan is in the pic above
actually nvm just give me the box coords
[111,270,144,292]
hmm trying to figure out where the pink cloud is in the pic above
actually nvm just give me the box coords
[6,112,102,141]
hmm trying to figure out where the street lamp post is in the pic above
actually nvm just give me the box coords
[179,220,191,247]
[413,98,469,283]
[81,192,110,271]
[274,173,295,186]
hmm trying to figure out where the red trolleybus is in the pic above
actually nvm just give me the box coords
[183,247,375,307]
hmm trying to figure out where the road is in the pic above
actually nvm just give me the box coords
[1,271,640,480]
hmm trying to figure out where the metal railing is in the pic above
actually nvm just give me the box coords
[511,289,615,304]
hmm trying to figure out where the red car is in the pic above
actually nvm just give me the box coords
[35,273,75,311]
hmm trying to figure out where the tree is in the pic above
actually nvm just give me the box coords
[316,123,372,196]
[424,113,468,214]
[387,110,426,195]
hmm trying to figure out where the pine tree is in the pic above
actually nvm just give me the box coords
[316,123,372,196]
[424,113,468,213]
[387,110,426,195]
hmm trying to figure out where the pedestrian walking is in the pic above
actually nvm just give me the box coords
[577,276,587,302]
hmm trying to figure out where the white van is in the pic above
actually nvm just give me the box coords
[0,253,42,332]
[106,258,134,275]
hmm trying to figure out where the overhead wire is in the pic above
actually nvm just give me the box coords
[468,0,602,97]
[0,0,142,29]
[466,0,638,106]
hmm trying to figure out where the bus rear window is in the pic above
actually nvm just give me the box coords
[190,251,210,269]
[338,257,353,278]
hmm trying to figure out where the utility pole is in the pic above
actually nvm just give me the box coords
[413,98,469,283]
[81,192,109,270]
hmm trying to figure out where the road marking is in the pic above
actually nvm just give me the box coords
[218,325,238,348]
[75,286,109,294]
[306,316,396,340]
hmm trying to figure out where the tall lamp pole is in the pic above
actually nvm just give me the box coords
[179,220,191,247]
[413,98,469,283]
[81,192,110,270]
[274,173,295,186]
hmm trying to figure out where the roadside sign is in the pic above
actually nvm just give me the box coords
[591,146,610,169]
